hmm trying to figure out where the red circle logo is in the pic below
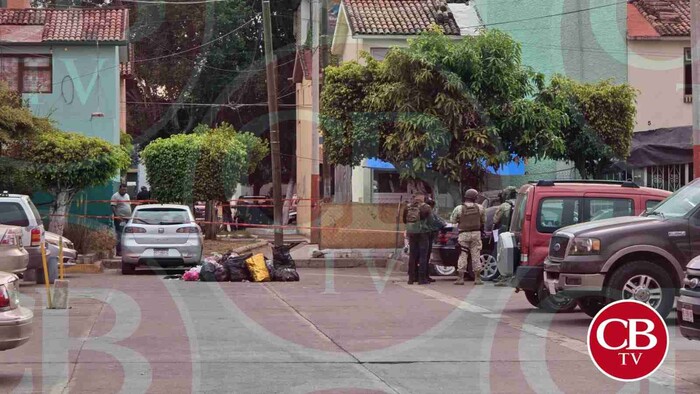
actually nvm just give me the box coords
[587,300,669,382]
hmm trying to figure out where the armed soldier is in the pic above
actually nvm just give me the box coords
[450,189,486,285]
[493,186,517,287]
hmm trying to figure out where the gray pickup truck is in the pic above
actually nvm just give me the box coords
[544,179,700,319]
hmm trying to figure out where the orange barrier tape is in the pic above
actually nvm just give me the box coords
[46,213,405,235]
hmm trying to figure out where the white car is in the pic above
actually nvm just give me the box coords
[0,192,48,276]
[120,204,203,275]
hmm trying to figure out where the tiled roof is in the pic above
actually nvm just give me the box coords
[0,8,128,42]
[630,0,690,37]
[343,0,460,36]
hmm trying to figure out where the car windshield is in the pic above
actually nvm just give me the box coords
[645,182,700,218]
[510,192,527,232]
[133,208,190,225]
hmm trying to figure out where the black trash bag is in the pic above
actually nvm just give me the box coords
[272,267,300,282]
[200,262,218,282]
[214,266,229,282]
[272,245,296,269]
[265,257,274,274]
[223,253,252,282]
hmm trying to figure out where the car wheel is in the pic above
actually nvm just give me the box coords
[480,252,500,281]
[432,265,457,276]
[577,296,607,318]
[525,283,577,313]
[121,260,136,275]
[605,261,675,319]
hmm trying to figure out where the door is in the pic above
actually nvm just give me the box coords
[531,197,582,266]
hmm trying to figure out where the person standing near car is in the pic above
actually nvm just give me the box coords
[493,186,517,287]
[403,193,433,285]
[425,198,446,283]
[111,184,132,256]
[136,186,151,202]
[450,189,486,285]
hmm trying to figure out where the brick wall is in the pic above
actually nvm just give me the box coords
[320,203,404,249]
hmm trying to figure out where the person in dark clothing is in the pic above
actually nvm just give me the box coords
[425,198,446,283]
[402,193,433,285]
[136,186,151,201]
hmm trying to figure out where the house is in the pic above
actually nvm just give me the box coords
[622,0,692,191]
[293,0,482,237]
[0,2,130,214]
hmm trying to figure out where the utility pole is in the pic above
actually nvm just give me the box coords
[311,0,321,243]
[321,0,332,199]
[262,0,283,247]
[692,0,700,179]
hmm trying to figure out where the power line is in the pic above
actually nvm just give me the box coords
[120,0,228,4]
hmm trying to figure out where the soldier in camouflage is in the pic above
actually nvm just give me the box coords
[450,189,486,285]
[492,186,517,287]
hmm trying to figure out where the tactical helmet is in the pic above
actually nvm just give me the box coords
[464,189,479,202]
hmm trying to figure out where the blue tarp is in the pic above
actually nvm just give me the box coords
[366,158,395,170]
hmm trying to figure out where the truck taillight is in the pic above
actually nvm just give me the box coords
[30,228,41,247]
[176,227,200,234]
[124,227,146,234]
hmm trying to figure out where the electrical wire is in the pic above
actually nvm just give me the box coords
[120,0,229,4]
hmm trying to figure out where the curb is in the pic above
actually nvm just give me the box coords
[65,262,104,274]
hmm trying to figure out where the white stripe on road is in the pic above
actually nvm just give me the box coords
[397,283,685,391]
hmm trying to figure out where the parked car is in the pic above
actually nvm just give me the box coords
[120,204,203,275]
[678,256,700,340]
[0,272,33,351]
[429,205,500,280]
[232,196,273,228]
[541,179,700,318]
[0,225,28,274]
[45,232,77,266]
[0,192,49,275]
[498,180,670,313]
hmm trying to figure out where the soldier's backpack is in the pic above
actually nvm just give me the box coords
[458,203,482,232]
[405,201,423,224]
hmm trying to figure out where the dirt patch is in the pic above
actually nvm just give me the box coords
[203,238,261,256]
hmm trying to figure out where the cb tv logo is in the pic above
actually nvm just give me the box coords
[587,300,669,382]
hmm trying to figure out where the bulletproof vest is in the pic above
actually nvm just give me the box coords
[499,199,516,232]
[458,203,481,232]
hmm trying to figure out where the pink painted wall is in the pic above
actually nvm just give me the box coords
[628,39,692,132]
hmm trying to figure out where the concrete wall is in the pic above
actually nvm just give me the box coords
[629,39,692,132]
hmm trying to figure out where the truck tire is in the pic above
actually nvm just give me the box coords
[524,284,577,313]
[577,296,607,318]
[605,261,675,319]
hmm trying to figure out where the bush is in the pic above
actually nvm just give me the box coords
[63,223,116,255]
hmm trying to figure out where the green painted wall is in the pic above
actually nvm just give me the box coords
[477,0,628,189]
[2,44,123,223]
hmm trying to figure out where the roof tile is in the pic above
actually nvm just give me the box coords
[344,0,460,36]
[0,8,127,42]
[631,0,689,36]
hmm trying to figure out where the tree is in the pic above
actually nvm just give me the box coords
[21,131,131,235]
[141,124,267,239]
[538,76,637,179]
[321,28,567,193]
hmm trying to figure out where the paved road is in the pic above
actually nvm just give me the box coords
[3,266,700,393]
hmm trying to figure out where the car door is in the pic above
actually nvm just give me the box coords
[531,196,582,266]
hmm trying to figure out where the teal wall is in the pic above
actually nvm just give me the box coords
[476,0,629,188]
[2,44,123,223]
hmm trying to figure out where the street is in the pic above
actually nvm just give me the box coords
[3,267,700,393]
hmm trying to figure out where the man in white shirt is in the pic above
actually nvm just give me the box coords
[111,184,132,256]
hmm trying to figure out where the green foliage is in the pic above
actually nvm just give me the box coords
[321,28,567,186]
[141,124,266,204]
[120,131,134,157]
[539,76,637,179]
[24,131,131,195]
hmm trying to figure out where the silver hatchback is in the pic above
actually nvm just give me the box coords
[120,204,203,275]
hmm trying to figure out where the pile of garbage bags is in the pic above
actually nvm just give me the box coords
[182,245,300,283]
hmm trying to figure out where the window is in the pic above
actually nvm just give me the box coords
[646,200,662,211]
[133,208,191,225]
[587,198,633,222]
[0,55,52,93]
[370,48,389,61]
[685,47,692,96]
[0,202,30,227]
[537,198,581,233]
[374,171,407,193]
